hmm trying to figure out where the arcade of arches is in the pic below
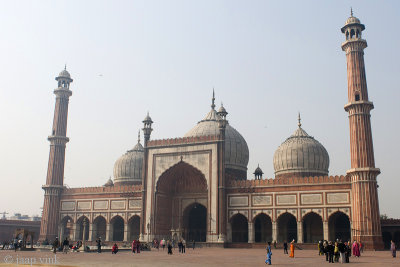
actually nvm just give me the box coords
[228,211,351,243]
[59,215,141,242]
[154,161,208,242]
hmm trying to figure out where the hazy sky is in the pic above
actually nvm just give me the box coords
[0,1,399,219]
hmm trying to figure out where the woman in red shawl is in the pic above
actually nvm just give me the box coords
[132,240,137,253]
[352,240,360,257]
[111,243,118,254]
[136,239,141,253]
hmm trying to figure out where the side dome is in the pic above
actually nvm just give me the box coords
[184,95,249,179]
[113,133,144,184]
[273,116,329,178]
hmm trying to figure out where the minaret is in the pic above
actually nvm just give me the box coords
[39,67,73,242]
[139,112,153,241]
[341,11,383,249]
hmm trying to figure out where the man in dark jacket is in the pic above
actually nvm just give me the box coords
[338,240,346,263]
[96,237,102,253]
[328,241,334,263]
[283,241,288,254]
[52,237,59,254]
[63,238,69,254]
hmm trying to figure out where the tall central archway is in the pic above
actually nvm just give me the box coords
[155,161,208,239]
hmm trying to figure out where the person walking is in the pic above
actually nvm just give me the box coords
[334,241,339,262]
[192,240,196,250]
[265,241,272,265]
[283,241,288,254]
[182,239,186,253]
[178,239,182,253]
[136,239,141,253]
[345,241,351,263]
[273,240,277,249]
[352,240,360,257]
[52,237,59,254]
[111,243,118,254]
[323,241,329,261]
[289,240,295,258]
[63,238,69,254]
[161,238,166,251]
[96,237,102,253]
[132,239,137,254]
[338,240,346,264]
[167,240,173,255]
[327,241,334,263]
[390,240,396,258]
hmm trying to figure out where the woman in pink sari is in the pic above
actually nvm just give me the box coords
[352,241,360,257]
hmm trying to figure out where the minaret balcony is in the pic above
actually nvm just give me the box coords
[47,135,70,143]
[344,100,374,113]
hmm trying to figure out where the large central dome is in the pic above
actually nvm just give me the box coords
[273,116,329,178]
[184,94,249,179]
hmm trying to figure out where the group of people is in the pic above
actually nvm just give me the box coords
[318,239,360,263]
[265,240,296,265]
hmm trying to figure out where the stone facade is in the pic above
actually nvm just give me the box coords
[38,13,384,250]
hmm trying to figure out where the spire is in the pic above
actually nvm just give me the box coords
[298,112,302,128]
[211,88,216,110]
[137,130,141,144]
[350,7,353,17]
[64,64,67,71]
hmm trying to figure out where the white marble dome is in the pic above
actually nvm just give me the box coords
[273,119,329,178]
[58,69,71,79]
[113,139,144,184]
[184,101,249,178]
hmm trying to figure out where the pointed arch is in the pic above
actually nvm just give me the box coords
[253,213,272,243]
[128,215,140,241]
[328,211,350,241]
[92,216,107,241]
[277,212,297,243]
[110,215,125,241]
[230,213,248,243]
[302,212,323,243]
[156,161,207,194]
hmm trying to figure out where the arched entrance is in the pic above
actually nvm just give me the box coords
[254,213,272,243]
[231,213,248,243]
[183,203,207,242]
[92,216,106,241]
[76,216,89,241]
[277,213,297,243]
[60,216,73,240]
[128,216,140,241]
[110,216,124,241]
[328,212,350,241]
[302,212,323,243]
[382,232,392,250]
[155,161,208,239]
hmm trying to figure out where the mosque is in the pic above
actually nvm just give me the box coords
[38,13,384,249]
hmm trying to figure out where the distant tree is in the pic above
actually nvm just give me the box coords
[380,214,388,220]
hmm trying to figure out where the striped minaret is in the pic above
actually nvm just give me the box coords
[39,67,73,242]
[341,11,383,250]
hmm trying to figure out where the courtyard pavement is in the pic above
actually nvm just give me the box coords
[0,247,398,266]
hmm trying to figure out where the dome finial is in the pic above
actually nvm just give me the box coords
[64,64,67,71]
[137,129,141,144]
[211,88,216,110]
[350,7,353,17]
[298,112,302,128]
